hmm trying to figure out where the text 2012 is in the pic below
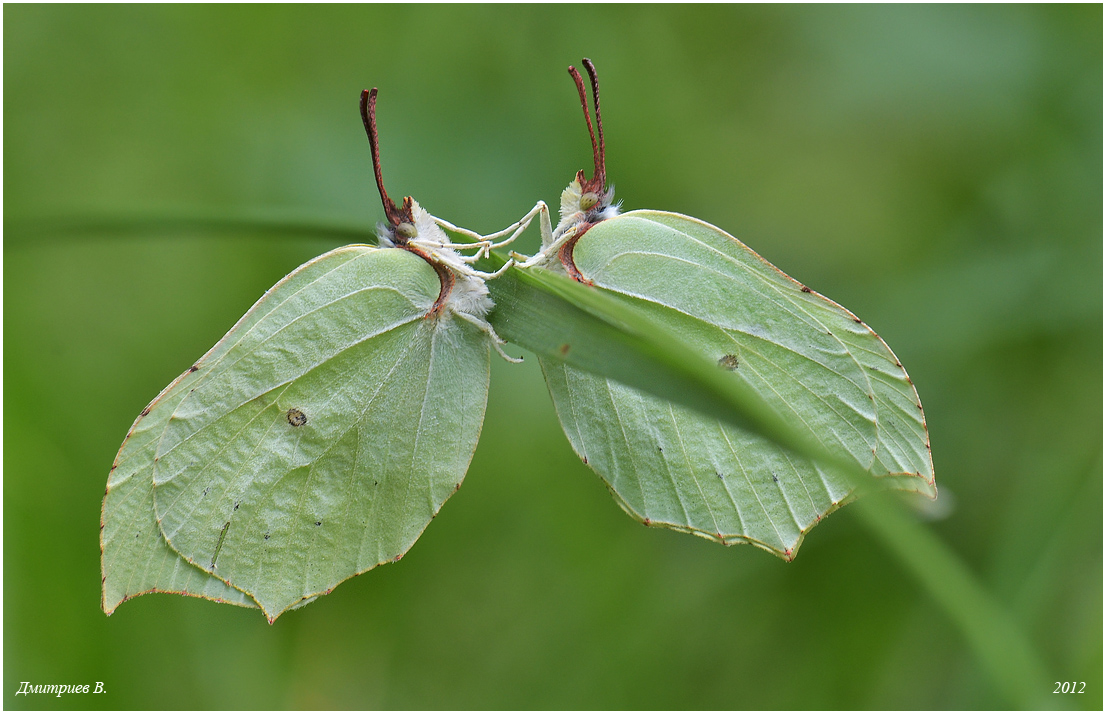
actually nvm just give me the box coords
[1053,682,1085,694]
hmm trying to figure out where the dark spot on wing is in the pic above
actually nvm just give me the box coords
[190,364,200,373]
[264,532,270,540]
[286,408,308,427]
[800,286,812,293]
[315,521,322,526]
[234,502,239,511]
[772,473,779,483]
[140,406,151,417]
[718,354,739,370]
[559,343,571,356]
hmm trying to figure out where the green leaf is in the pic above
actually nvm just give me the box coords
[490,210,933,558]
[103,245,491,621]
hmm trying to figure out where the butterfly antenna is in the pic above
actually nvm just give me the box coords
[582,58,606,188]
[361,88,409,227]
[568,64,602,188]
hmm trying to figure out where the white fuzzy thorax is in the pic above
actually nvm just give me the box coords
[517,178,621,274]
[377,199,518,361]
[550,178,587,247]
[376,199,493,320]
[548,178,621,248]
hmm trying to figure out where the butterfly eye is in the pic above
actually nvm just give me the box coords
[579,192,600,211]
[395,222,418,239]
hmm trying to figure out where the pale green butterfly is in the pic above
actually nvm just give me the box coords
[100,88,542,622]
[516,60,935,559]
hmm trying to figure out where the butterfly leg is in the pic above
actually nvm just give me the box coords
[426,216,489,245]
[422,248,515,280]
[466,260,516,280]
[419,245,489,265]
[509,202,561,267]
[513,221,577,269]
[421,220,493,259]
[481,201,548,252]
[431,201,546,258]
[455,311,523,363]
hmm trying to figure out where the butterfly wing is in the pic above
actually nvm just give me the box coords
[538,210,935,558]
[102,363,259,613]
[104,246,490,621]
[101,247,364,615]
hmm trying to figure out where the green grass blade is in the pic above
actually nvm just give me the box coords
[854,494,1053,709]
[5,209,377,248]
[487,264,840,470]
[485,253,1049,709]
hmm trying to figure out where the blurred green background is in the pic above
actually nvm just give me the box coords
[5,5,1101,709]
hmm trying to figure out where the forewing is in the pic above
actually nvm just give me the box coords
[539,210,934,558]
[101,246,373,613]
[149,247,490,620]
[102,366,258,613]
[624,211,934,489]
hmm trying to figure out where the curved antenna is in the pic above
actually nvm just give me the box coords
[581,58,605,188]
[568,64,603,189]
[360,88,408,227]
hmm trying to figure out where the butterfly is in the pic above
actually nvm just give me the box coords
[101,88,542,621]
[516,59,935,559]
